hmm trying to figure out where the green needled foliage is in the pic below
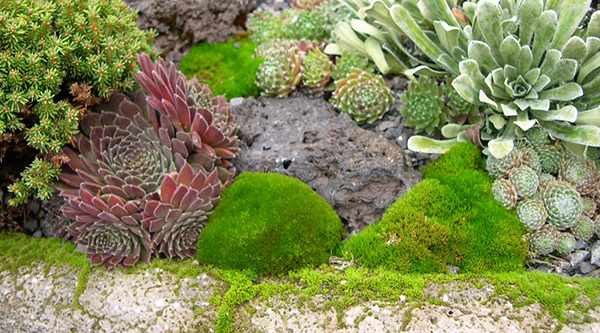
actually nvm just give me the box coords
[341,143,528,274]
[2,0,155,205]
[179,37,263,100]
[196,172,345,276]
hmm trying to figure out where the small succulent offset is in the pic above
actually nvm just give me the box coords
[331,69,394,124]
[302,49,334,92]
[530,225,558,255]
[331,52,375,81]
[256,47,303,98]
[400,76,447,135]
[57,55,238,269]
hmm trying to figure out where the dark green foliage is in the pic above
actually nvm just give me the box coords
[179,38,263,100]
[341,143,528,274]
[196,172,345,276]
[1,0,154,205]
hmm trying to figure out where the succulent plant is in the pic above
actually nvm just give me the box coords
[302,49,334,91]
[572,216,596,241]
[525,127,552,147]
[134,55,238,184]
[256,47,304,98]
[247,10,284,45]
[331,53,375,81]
[535,146,563,174]
[143,164,222,258]
[582,196,597,217]
[515,199,547,231]
[514,147,542,175]
[595,216,600,237]
[538,173,556,189]
[331,69,393,124]
[508,166,539,199]
[444,85,481,124]
[282,8,328,41]
[492,178,518,209]
[400,76,448,134]
[542,180,583,230]
[376,0,600,158]
[530,225,558,255]
[486,150,516,179]
[555,232,576,256]
[57,55,238,269]
[558,158,598,196]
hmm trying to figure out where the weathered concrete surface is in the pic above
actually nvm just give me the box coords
[0,264,221,333]
[1,263,599,333]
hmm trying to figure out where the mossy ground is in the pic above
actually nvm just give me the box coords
[341,143,529,274]
[0,233,599,333]
[196,172,345,276]
[179,36,263,100]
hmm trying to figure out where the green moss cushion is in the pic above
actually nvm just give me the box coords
[341,143,528,274]
[196,172,345,276]
[179,37,264,100]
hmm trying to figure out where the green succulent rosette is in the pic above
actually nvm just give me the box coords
[530,225,558,255]
[542,180,583,230]
[556,232,576,256]
[302,49,334,91]
[400,76,447,134]
[331,69,393,124]
[256,47,303,98]
[331,53,375,81]
[492,178,518,209]
[247,10,284,45]
[516,199,547,231]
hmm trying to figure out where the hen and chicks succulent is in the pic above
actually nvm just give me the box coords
[56,55,238,269]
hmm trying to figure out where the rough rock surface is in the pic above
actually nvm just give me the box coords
[232,96,422,233]
[123,0,258,64]
[0,264,221,333]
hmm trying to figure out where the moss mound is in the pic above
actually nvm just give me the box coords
[341,143,528,274]
[197,172,345,276]
[179,37,263,100]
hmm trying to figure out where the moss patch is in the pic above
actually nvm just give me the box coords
[341,143,529,273]
[179,37,263,100]
[197,172,345,276]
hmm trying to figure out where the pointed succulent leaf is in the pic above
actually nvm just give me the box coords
[540,121,600,147]
[407,136,458,154]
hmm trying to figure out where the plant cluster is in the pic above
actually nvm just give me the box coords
[333,0,600,160]
[341,143,529,274]
[196,172,345,276]
[488,127,600,257]
[55,55,238,269]
[1,0,155,205]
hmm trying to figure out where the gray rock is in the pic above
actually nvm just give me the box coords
[575,240,588,250]
[378,121,395,132]
[568,250,590,268]
[32,230,43,238]
[24,217,38,235]
[384,127,402,140]
[123,0,258,64]
[233,96,422,233]
[447,265,460,275]
[579,261,595,274]
[27,201,40,215]
[591,241,600,266]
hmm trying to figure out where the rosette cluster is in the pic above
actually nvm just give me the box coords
[56,55,238,269]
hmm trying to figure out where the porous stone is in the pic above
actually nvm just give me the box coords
[232,96,422,233]
[123,0,258,64]
[568,250,590,268]
[591,242,600,266]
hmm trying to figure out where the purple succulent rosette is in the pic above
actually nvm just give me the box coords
[56,55,238,269]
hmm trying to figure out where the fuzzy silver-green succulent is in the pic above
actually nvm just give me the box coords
[331,69,393,124]
[302,49,334,92]
[556,232,576,256]
[572,216,595,241]
[516,199,547,231]
[508,166,539,199]
[559,158,598,196]
[486,150,516,179]
[530,225,558,255]
[492,178,518,209]
[535,145,563,174]
[400,76,448,134]
[542,180,583,230]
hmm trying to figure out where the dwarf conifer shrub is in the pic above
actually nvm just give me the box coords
[341,143,528,274]
[1,0,154,205]
[196,172,345,276]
